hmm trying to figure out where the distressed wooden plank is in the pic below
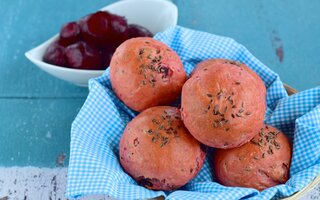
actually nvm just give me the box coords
[302,185,320,200]
[0,167,117,200]
[0,0,115,97]
[175,0,320,90]
[0,98,85,167]
[0,167,318,199]
[0,167,68,200]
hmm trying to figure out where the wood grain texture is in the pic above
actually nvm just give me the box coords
[0,99,84,167]
[0,0,116,167]
[0,167,118,200]
[0,0,115,97]
[0,167,68,200]
[175,0,320,91]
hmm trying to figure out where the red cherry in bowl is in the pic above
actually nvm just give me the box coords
[65,41,103,70]
[60,21,81,46]
[43,40,67,67]
[128,24,153,38]
[109,14,129,46]
[100,47,116,67]
[80,11,113,47]
[43,10,154,71]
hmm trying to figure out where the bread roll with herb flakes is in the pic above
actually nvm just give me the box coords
[213,125,292,191]
[110,37,186,112]
[181,59,266,148]
[119,106,206,190]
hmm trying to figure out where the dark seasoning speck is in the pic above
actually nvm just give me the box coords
[250,126,281,159]
[138,47,171,87]
[205,88,251,131]
[145,110,181,148]
[224,60,242,67]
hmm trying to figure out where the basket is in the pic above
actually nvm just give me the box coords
[66,25,320,200]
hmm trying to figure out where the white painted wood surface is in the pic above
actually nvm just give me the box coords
[0,167,318,199]
[0,167,67,200]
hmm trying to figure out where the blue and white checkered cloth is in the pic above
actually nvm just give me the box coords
[66,26,320,200]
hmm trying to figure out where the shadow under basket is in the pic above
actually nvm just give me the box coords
[153,84,320,200]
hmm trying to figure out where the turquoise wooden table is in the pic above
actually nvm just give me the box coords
[0,0,319,199]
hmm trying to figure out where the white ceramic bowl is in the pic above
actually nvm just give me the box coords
[25,0,178,87]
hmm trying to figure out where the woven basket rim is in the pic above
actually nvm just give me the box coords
[284,173,320,199]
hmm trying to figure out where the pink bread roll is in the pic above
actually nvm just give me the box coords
[181,59,266,148]
[119,106,206,190]
[110,37,186,112]
[213,125,292,191]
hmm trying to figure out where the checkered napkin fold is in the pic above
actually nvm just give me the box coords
[66,26,320,200]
